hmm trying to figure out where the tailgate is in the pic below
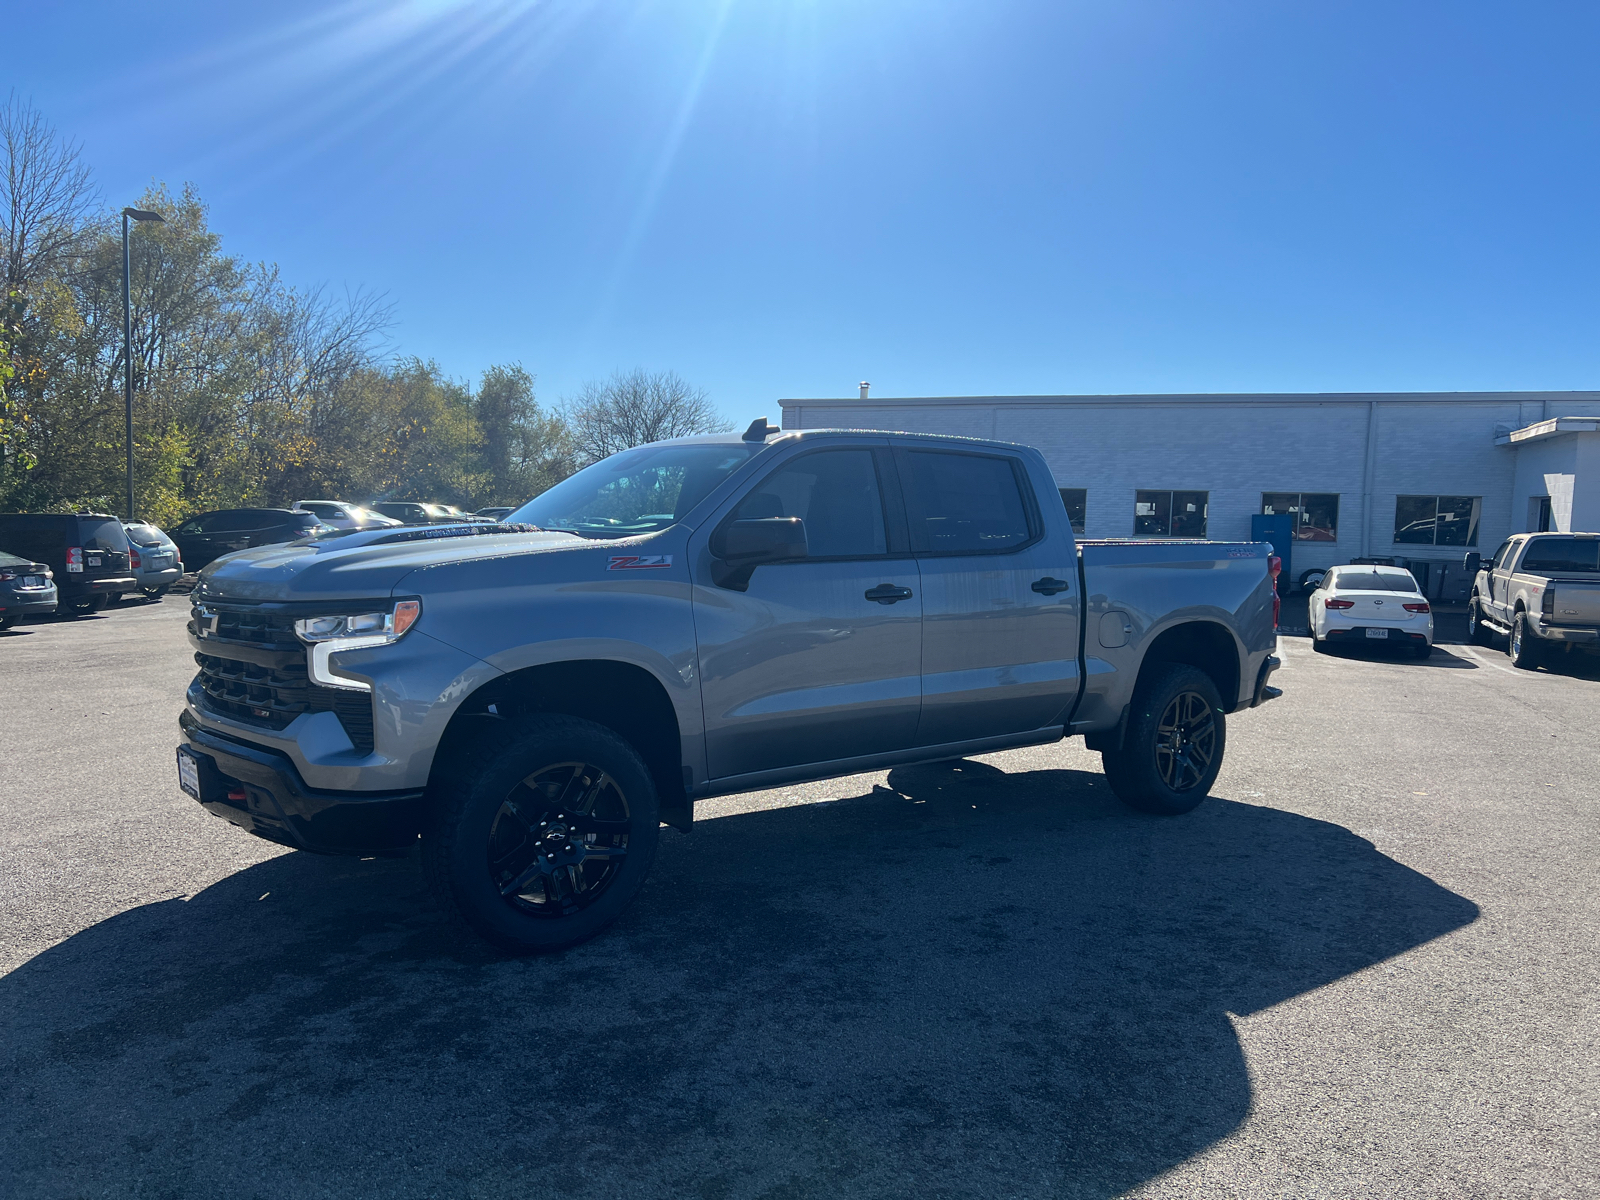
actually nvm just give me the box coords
[1545,580,1600,626]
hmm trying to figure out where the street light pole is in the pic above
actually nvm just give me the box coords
[120,206,164,521]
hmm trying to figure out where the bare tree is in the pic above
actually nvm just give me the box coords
[1,93,98,290]
[564,368,729,463]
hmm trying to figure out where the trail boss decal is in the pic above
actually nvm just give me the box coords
[609,555,673,570]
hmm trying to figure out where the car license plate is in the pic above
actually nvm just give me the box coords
[177,748,201,799]
[1365,627,1389,639]
[23,575,44,588]
[87,555,101,566]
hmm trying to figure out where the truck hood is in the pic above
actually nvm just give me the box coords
[195,524,588,603]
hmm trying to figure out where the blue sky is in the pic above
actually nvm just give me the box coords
[11,1,1600,429]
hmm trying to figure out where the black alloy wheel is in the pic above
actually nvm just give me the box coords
[1101,664,1227,815]
[489,762,632,917]
[423,715,660,954]
[1152,689,1219,793]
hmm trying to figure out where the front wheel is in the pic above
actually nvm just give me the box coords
[1508,614,1542,670]
[422,715,660,954]
[1467,599,1493,645]
[1101,665,1226,815]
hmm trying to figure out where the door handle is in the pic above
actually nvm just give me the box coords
[864,584,914,605]
[1031,576,1071,595]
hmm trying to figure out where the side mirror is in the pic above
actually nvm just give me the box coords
[1463,552,1482,575]
[710,517,807,590]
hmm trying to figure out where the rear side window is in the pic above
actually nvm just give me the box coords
[1334,570,1419,593]
[902,451,1034,555]
[77,518,128,551]
[734,449,888,558]
[1520,538,1600,574]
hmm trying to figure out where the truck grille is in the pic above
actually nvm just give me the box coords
[194,651,375,754]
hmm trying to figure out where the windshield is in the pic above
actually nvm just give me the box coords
[1521,537,1600,574]
[509,442,765,538]
[1333,570,1419,593]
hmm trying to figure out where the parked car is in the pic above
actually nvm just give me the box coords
[367,501,493,526]
[475,506,517,521]
[176,425,1283,955]
[1466,532,1600,669]
[290,500,402,531]
[0,550,57,628]
[1309,565,1433,658]
[169,509,328,571]
[122,521,184,599]
[0,512,137,613]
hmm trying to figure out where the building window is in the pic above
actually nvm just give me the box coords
[1261,493,1339,542]
[1134,490,1207,538]
[1059,488,1086,534]
[1394,495,1481,546]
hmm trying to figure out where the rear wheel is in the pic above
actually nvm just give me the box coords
[1101,665,1226,815]
[141,585,169,600]
[0,616,17,631]
[422,716,660,954]
[1508,613,1542,670]
[1411,642,1432,660]
[1467,599,1493,645]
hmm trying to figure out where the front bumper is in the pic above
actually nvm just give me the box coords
[178,711,424,855]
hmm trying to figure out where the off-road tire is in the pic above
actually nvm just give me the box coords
[422,715,660,954]
[1508,613,1542,671]
[1101,664,1226,816]
[1467,599,1493,646]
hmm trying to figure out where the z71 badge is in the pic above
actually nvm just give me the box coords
[608,555,673,570]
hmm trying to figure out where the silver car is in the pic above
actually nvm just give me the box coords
[291,500,402,531]
[122,522,184,599]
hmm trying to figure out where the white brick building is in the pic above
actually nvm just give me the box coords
[779,390,1600,594]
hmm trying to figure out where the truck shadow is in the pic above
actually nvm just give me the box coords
[0,764,1477,1199]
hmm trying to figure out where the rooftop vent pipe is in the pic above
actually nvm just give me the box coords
[860,381,870,400]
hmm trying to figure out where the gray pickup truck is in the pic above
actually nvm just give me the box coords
[176,425,1282,952]
[1466,532,1600,668]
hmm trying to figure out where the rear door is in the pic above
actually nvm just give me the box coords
[693,440,924,780]
[895,443,1081,745]
[75,517,131,579]
[1489,538,1518,620]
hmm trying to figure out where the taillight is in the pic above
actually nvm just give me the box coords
[129,548,142,570]
[1268,555,1282,580]
[66,547,84,573]
[1402,601,1430,613]
[1542,586,1555,617]
[1324,598,1354,610]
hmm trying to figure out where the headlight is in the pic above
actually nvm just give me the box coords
[295,600,421,691]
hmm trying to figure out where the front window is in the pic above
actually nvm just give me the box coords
[510,442,766,539]
[1395,496,1480,546]
[1262,493,1339,541]
[1135,490,1208,538]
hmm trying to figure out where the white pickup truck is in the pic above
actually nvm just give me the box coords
[1465,533,1600,668]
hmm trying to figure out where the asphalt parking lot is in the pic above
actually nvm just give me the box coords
[2,599,1596,1199]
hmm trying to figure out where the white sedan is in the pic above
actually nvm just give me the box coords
[1309,565,1434,659]
[291,500,402,531]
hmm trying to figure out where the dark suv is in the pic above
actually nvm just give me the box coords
[0,513,137,613]
[169,509,326,571]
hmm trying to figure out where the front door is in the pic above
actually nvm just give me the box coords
[894,443,1082,745]
[694,442,923,780]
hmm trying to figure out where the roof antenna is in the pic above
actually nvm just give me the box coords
[742,417,780,441]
